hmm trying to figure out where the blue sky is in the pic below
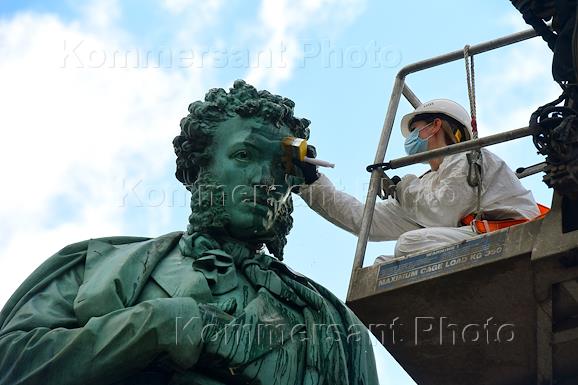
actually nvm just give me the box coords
[0,1,558,384]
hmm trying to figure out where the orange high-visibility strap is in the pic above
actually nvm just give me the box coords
[461,204,550,234]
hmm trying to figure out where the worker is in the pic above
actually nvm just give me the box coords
[297,99,541,262]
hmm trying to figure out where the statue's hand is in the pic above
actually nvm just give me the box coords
[152,297,205,370]
[201,289,296,371]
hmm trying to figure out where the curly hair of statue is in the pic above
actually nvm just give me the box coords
[173,80,311,260]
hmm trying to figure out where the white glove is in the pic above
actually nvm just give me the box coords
[395,174,419,205]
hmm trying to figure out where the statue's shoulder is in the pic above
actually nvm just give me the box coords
[0,231,183,328]
[56,235,152,256]
[58,231,183,256]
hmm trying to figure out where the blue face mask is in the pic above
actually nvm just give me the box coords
[404,122,433,155]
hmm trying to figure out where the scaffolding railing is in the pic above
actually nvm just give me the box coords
[348,26,548,295]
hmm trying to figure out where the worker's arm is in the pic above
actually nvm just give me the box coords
[299,174,422,241]
[395,154,477,227]
[0,265,204,385]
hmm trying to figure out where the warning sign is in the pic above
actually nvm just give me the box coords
[376,231,508,291]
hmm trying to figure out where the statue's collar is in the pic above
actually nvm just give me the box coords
[178,232,263,266]
[179,232,263,295]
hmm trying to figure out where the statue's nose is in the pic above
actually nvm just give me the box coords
[249,162,275,186]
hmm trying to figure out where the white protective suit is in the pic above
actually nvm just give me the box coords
[299,148,539,258]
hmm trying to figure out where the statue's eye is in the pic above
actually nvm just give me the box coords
[233,150,250,161]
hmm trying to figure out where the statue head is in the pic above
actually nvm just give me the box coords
[173,80,310,260]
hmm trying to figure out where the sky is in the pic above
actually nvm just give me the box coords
[0,1,559,384]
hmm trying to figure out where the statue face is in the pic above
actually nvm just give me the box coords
[204,115,293,241]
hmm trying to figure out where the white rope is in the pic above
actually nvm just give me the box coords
[464,45,483,224]
[464,44,478,139]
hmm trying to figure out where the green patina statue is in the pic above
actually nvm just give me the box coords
[0,80,378,385]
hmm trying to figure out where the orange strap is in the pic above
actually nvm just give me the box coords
[461,204,550,234]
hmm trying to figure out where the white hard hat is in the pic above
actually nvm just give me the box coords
[400,99,473,142]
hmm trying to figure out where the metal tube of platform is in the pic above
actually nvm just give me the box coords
[516,162,547,179]
[402,84,422,108]
[380,125,538,170]
[349,76,406,276]
[398,26,540,78]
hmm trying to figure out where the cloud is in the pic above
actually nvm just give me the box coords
[477,12,559,137]
[244,0,367,89]
[163,0,222,16]
[0,9,208,306]
[162,0,224,46]
[79,0,121,30]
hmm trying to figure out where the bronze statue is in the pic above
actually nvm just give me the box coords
[0,80,378,385]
